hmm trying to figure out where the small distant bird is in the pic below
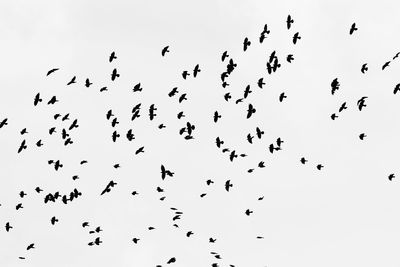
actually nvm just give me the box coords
[26,243,35,250]
[215,137,224,148]
[46,68,59,76]
[229,150,238,162]
[221,51,229,62]
[168,87,179,97]
[206,179,214,185]
[338,102,347,112]
[388,173,395,181]
[331,113,338,120]
[393,83,400,95]
[67,76,76,85]
[247,104,256,119]
[100,86,108,92]
[224,92,231,101]
[85,78,92,88]
[34,93,42,106]
[161,165,174,180]
[361,63,368,73]
[256,127,264,139]
[19,191,26,198]
[257,78,265,88]
[300,157,308,164]
[357,96,368,111]
[36,140,43,147]
[35,187,43,193]
[18,140,27,153]
[247,134,254,144]
[111,68,120,81]
[167,257,176,264]
[47,96,58,105]
[135,146,145,155]
[243,85,252,99]
[349,23,358,35]
[316,164,324,170]
[258,161,265,168]
[359,133,367,140]
[292,32,301,44]
[186,231,194,237]
[287,15,294,29]
[182,71,190,79]
[193,64,201,78]
[178,93,187,103]
[20,128,28,135]
[213,111,221,123]
[245,209,253,216]
[109,51,117,62]
[286,54,294,63]
[82,222,89,228]
[225,180,233,192]
[331,78,340,95]
[50,216,59,225]
[393,52,400,60]
[243,37,251,51]
[209,238,216,243]
[162,46,170,56]
[0,118,8,129]
[132,238,140,244]
[5,222,12,232]
[279,92,287,102]
[133,83,142,92]
[382,61,391,70]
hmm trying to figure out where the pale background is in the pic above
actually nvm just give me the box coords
[1,0,400,266]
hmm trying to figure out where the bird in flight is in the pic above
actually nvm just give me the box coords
[46,68,59,76]
[34,93,42,106]
[357,96,368,111]
[393,83,400,95]
[225,180,233,192]
[286,15,294,29]
[161,165,174,180]
[109,51,117,62]
[349,23,358,35]
[162,46,170,56]
[243,37,251,51]
[361,63,368,73]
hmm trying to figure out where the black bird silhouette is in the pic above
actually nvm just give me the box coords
[19,191,26,198]
[101,180,117,195]
[35,187,43,193]
[221,51,229,62]
[109,51,117,62]
[167,257,176,264]
[94,237,102,245]
[178,93,187,103]
[349,23,358,35]
[243,37,251,51]
[331,78,340,95]
[224,92,231,101]
[34,93,42,106]
[292,32,301,44]
[67,76,76,85]
[257,78,265,89]
[357,96,368,111]
[50,216,59,225]
[36,140,43,147]
[206,179,214,185]
[279,92,287,102]
[0,118,8,129]
[338,102,347,112]
[133,83,142,92]
[276,137,284,147]
[243,85,252,99]
[359,133,367,140]
[331,113,338,120]
[229,150,238,162]
[287,15,294,29]
[111,68,120,81]
[186,231,194,237]
[112,130,120,142]
[5,222,12,232]
[16,203,23,210]
[225,180,233,192]
[106,109,114,120]
[20,128,28,135]
[162,46,170,56]
[247,104,256,119]
[256,127,264,139]
[85,78,92,88]
[247,134,254,144]
[82,222,89,228]
[269,143,275,153]
[126,129,135,141]
[286,54,294,63]
[215,137,224,148]
[393,52,400,60]
[382,61,390,70]
[132,238,140,244]
[26,243,35,250]
[259,33,266,43]
[49,127,56,135]
[235,98,243,104]
[177,111,185,119]
[388,173,395,181]
[161,165,174,180]
[214,111,221,123]
[69,119,79,130]
[135,146,145,155]
[158,124,166,129]
[245,209,253,216]
[47,96,58,105]
[393,83,400,95]
[262,24,270,34]
[317,164,324,170]
[46,68,59,76]
[258,161,265,168]
[149,104,157,120]
[168,87,179,97]
[100,86,108,92]
[361,63,368,73]
[300,157,308,164]
[63,137,72,145]
[182,70,190,79]
[193,64,201,78]
[18,140,27,153]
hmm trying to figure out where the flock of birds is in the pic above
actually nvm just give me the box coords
[1,14,400,266]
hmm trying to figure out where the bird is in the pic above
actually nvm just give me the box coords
[388,173,395,181]
[112,131,120,142]
[186,231,194,237]
[16,203,23,210]
[35,187,43,193]
[133,83,142,92]
[221,51,229,62]
[393,83,400,95]
[82,222,89,228]
[257,78,265,89]
[258,161,265,168]
[262,24,270,35]
[149,104,157,120]
[109,51,117,62]
[357,96,368,111]
[317,164,324,170]
[18,140,27,153]
[135,146,145,155]
[5,222,12,232]
[100,86,108,92]
[279,92,287,102]
[382,61,391,70]
[47,96,58,105]
[247,104,256,119]
[215,137,224,148]
[161,165,174,180]
[193,64,201,78]
[243,85,252,99]
[361,63,368,73]
[168,87,179,97]
[177,111,185,119]
[209,238,216,243]
[349,23,358,35]
[245,209,253,216]
[247,134,254,144]
[331,78,340,95]
[26,243,35,250]
[94,237,102,245]
[46,68,59,76]
[132,238,140,244]
[229,150,238,162]
[85,78,92,88]
[20,128,28,135]
[162,46,170,56]
[243,37,251,51]
[331,113,338,120]
[292,32,301,44]
[213,111,221,123]
[67,76,76,85]
[259,33,266,43]
[339,102,347,112]
[0,118,8,129]
[393,52,400,60]
[359,133,367,140]
[178,93,187,103]
[300,157,308,164]
[256,127,264,139]
[287,15,294,29]
[167,257,176,264]
[182,71,190,79]
[225,180,233,192]
[19,191,27,198]
[111,68,120,81]
[50,216,59,225]
[206,179,214,185]
[287,54,294,63]
[34,93,42,106]
[36,140,43,147]
[100,180,117,195]
[224,92,231,101]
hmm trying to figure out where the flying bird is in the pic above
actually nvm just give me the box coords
[243,37,251,51]
[361,63,368,73]
[287,15,294,29]
[225,180,233,192]
[46,68,59,76]
[357,96,368,111]
[162,46,170,56]
[161,165,174,180]
[246,104,256,119]
[349,23,358,35]
[109,51,117,62]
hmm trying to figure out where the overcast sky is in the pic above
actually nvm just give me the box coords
[1,0,400,267]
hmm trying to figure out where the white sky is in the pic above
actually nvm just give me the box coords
[1,0,400,267]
